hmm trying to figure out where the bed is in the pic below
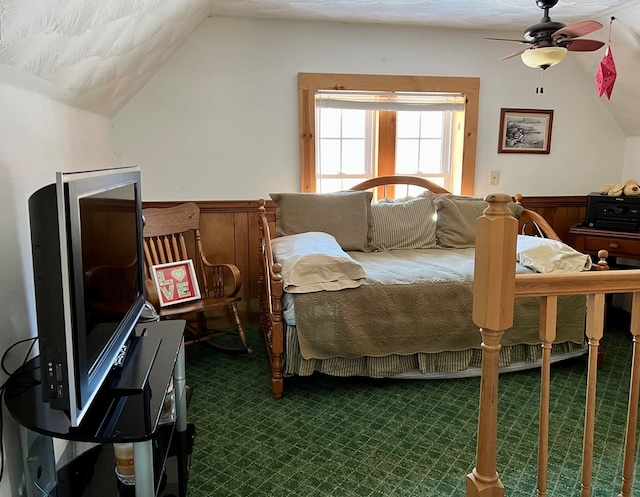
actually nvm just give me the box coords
[257,176,589,398]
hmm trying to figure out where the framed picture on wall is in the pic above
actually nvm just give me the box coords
[498,108,554,154]
[150,260,201,307]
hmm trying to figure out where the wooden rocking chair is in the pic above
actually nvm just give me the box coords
[142,202,252,353]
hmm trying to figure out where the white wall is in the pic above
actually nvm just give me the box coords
[623,137,640,180]
[112,16,626,200]
[0,82,116,496]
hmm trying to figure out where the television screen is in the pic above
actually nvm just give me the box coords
[75,183,141,384]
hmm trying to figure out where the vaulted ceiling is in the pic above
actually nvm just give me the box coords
[1,0,639,134]
[0,0,209,116]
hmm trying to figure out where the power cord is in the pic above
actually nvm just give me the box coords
[0,337,39,482]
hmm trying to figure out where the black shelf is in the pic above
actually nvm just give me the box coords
[4,320,185,442]
[52,423,195,497]
[3,320,194,497]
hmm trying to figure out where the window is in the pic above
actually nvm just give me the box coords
[299,73,480,195]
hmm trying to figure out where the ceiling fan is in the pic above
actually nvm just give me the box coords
[488,0,605,70]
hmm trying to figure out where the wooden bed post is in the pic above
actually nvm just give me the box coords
[257,200,285,399]
[466,193,518,497]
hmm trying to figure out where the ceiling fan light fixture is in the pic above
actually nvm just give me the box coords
[521,46,568,69]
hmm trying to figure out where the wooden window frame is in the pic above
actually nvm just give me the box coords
[298,73,480,194]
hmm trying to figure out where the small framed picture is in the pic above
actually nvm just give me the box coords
[150,260,201,307]
[498,108,554,154]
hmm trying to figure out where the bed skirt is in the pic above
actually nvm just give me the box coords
[283,324,587,379]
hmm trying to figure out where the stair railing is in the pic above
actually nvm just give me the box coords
[467,194,640,497]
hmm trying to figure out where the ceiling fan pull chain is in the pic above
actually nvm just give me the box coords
[536,69,545,94]
[608,16,615,43]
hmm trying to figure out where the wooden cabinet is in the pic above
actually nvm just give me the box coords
[569,225,640,260]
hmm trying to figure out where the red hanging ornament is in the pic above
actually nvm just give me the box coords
[596,46,617,99]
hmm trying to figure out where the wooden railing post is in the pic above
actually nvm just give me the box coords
[618,292,640,497]
[537,295,558,497]
[466,194,518,497]
[580,292,606,497]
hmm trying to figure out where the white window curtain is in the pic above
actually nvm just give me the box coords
[316,90,465,112]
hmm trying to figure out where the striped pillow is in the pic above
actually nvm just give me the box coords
[370,192,437,250]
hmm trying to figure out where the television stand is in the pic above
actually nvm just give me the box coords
[4,320,194,497]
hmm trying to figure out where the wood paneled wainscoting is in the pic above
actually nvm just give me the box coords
[142,195,585,327]
[516,195,587,246]
[142,200,276,328]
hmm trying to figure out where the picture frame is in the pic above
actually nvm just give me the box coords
[150,259,201,307]
[498,108,554,154]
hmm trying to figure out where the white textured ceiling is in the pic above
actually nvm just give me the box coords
[0,0,639,135]
[0,0,209,117]
[209,0,634,31]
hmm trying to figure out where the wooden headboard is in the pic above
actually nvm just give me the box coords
[349,175,450,195]
[349,175,562,242]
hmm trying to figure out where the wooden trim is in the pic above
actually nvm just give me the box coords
[143,200,266,213]
[299,85,316,193]
[377,111,396,198]
[377,111,396,178]
[460,90,479,195]
[515,195,587,209]
[298,72,480,195]
[298,73,482,92]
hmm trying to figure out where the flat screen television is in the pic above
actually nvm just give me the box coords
[29,166,146,427]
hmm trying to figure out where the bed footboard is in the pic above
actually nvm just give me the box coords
[257,199,285,398]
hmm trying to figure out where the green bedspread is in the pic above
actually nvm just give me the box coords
[291,248,586,360]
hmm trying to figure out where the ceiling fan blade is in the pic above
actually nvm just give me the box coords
[565,38,606,52]
[485,37,529,43]
[553,20,603,39]
[500,49,527,61]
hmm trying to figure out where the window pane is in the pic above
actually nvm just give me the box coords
[395,139,419,174]
[319,108,342,138]
[342,110,366,138]
[341,139,366,174]
[341,178,366,190]
[407,185,429,198]
[420,111,444,138]
[319,178,346,193]
[428,177,445,188]
[396,111,420,138]
[418,139,443,173]
[319,139,341,174]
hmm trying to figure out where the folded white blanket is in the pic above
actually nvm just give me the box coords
[272,232,366,293]
[516,235,592,273]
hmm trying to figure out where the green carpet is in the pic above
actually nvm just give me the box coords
[184,312,639,496]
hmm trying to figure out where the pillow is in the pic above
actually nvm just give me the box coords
[434,194,524,249]
[370,192,437,250]
[269,190,374,252]
[516,235,592,273]
[271,232,367,293]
